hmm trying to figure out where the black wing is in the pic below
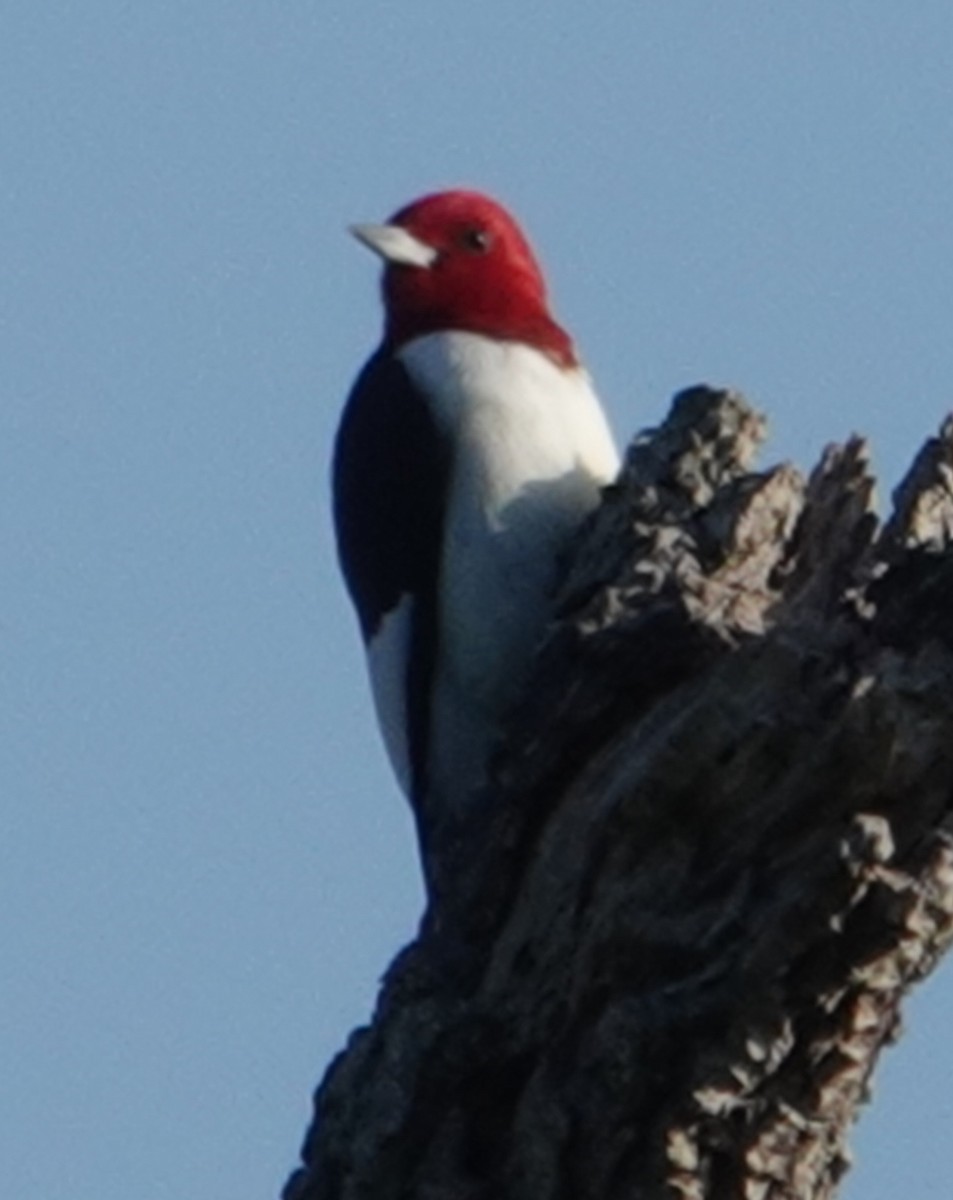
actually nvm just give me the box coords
[332,349,450,802]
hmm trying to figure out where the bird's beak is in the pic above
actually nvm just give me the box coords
[349,223,438,269]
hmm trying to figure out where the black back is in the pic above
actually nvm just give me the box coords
[332,350,451,802]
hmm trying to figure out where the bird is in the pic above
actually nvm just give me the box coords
[332,189,619,867]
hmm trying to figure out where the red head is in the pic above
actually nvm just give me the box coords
[350,190,576,367]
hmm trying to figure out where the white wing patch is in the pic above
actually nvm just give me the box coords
[366,598,414,796]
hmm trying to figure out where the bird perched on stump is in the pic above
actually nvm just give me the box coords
[333,189,619,874]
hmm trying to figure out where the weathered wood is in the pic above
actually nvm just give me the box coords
[285,388,953,1200]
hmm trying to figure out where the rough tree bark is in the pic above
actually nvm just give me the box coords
[285,388,953,1200]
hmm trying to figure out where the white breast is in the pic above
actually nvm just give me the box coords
[399,330,619,803]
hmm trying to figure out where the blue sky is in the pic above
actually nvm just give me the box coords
[2,4,952,1197]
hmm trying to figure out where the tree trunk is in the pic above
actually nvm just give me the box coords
[285,388,953,1200]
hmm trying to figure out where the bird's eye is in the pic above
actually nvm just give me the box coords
[460,227,492,253]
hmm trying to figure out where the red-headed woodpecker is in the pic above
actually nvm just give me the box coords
[333,190,619,846]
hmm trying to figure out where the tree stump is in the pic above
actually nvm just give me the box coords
[285,388,953,1200]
